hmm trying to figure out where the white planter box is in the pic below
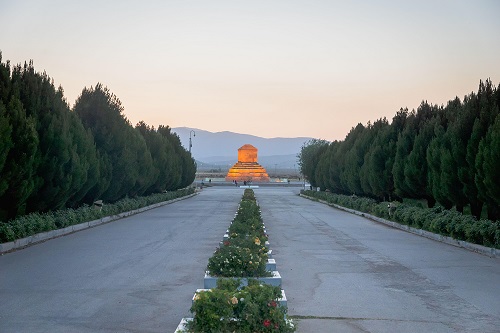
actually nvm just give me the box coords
[203,270,282,289]
[192,288,287,308]
[175,318,191,332]
[266,258,276,271]
[175,317,294,333]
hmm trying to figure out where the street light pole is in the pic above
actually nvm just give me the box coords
[189,130,195,154]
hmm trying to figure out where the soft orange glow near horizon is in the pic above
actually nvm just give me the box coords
[226,144,270,182]
[1,1,499,141]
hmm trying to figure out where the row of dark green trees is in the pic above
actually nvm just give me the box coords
[299,79,500,221]
[0,54,195,222]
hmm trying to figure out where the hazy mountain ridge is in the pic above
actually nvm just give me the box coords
[172,127,312,169]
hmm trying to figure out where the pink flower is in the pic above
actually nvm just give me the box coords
[263,319,271,327]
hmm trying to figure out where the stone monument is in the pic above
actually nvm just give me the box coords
[226,144,270,182]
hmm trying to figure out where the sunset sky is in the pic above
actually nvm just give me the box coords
[1,0,499,141]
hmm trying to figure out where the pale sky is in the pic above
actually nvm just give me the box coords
[1,0,499,141]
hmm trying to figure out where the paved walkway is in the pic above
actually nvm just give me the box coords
[256,187,500,333]
[1,186,499,332]
[0,188,241,333]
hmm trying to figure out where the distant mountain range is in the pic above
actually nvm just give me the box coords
[171,127,313,170]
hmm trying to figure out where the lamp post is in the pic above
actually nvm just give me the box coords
[189,130,195,154]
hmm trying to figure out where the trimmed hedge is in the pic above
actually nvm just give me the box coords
[0,188,195,243]
[301,190,500,249]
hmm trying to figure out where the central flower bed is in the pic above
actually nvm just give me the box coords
[186,279,294,333]
[175,189,294,332]
[207,190,272,279]
[208,237,270,277]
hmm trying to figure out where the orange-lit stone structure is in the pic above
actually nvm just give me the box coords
[226,144,270,182]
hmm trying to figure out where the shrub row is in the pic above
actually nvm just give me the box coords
[207,189,270,277]
[301,190,500,249]
[0,188,195,243]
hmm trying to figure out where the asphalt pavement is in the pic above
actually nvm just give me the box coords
[256,187,500,333]
[0,188,242,333]
[1,186,499,333]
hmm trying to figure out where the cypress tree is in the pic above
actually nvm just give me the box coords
[340,123,367,195]
[10,62,96,212]
[74,84,150,201]
[297,139,328,187]
[475,109,500,220]
[0,97,39,220]
[158,125,183,190]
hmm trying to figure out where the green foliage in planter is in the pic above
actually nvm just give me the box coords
[208,243,270,277]
[230,192,265,238]
[208,189,271,277]
[301,190,500,249]
[0,188,194,243]
[234,200,261,223]
[187,279,295,333]
[229,217,267,241]
[242,188,257,201]
[225,235,268,250]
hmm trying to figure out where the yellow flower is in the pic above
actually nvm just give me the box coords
[254,237,261,245]
[230,296,238,305]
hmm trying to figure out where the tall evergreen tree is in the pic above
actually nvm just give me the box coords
[0,101,12,187]
[157,125,183,190]
[393,120,415,198]
[297,139,328,187]
[462,80,498,218]
[427,124,454,209]
[74,84,154,201]
[393,102,438,207]
[326,141,344,193]
[367,125,397,200]
[359,118,397,200]
[404,116,437,207]
[0,97,39,220]
[165,126,196,188]
[10,62,97,212]
[435,98,468,212]
[0,56,13,189]
[476,112,500,217]
[340,123,367,195]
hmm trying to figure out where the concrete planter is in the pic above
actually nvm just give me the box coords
[175,317,294,333]
[203,270,282,289]
[265,258,276,271]
[192,288,287,307]
[174,318,191,333]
